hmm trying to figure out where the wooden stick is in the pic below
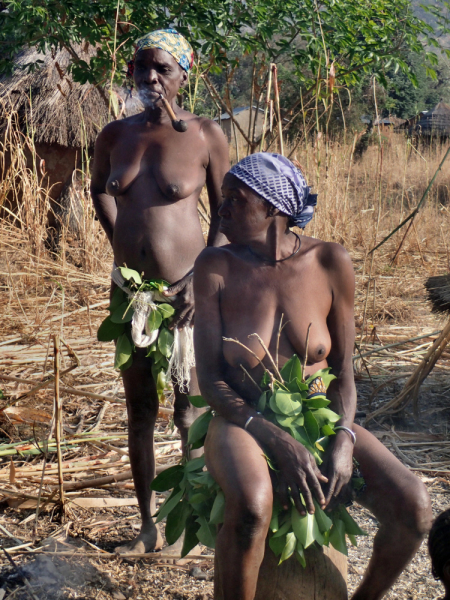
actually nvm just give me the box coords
[248,333,283,382]
[302,323,312,381]
[260,66,273,151]
[272,64,284,156]
[54,335,65,514]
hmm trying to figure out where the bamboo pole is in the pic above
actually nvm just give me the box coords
[272,64,284,156]
[260,66,273,151]
[54,335,65,514]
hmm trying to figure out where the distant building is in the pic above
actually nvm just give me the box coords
[407,101,450,138]
[215,106,268,144]
[374,115,406,128]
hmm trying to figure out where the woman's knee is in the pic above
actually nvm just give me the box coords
[378,476,432,537]
[224,482,273,547]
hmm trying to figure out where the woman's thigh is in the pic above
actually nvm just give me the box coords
[352,424,430,527]
[205,416,273,513]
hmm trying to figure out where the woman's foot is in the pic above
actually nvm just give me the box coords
[114,522,164,554]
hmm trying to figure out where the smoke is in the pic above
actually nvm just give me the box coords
[137,88,158,108]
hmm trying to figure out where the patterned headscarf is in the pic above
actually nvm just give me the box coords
[229,153,317,228]
[134,28,194,73]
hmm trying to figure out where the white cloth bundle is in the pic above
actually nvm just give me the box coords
[111,264,195,392]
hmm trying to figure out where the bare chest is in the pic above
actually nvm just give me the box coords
[220,259,333,370]
[106,123,209,200]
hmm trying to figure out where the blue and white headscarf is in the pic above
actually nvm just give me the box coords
[229,153,317,228]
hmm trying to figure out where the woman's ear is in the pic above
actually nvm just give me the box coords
[267,205,280,218]
[180,70,188,89]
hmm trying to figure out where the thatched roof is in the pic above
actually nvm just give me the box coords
[411,101,450,137]
[425,274,450,314]
[0,46,143,148]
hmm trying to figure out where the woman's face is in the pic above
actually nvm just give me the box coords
[133,48,187,107]
[219,173,272,244]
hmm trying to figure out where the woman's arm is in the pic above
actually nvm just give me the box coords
[321,242,357,505]
[90,126,117,246]
[194,248,328,514]
[202,120,230,248]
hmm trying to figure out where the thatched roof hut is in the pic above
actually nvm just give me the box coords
[0,45,143,148]
[410,101,450,138]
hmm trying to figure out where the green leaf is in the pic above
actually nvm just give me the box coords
[313,499,333,533]
[269,509,279,533]
[158,327,174,358]
[147,309,163,331]
[279,531,296,563]
[118,266,142,284]
[114,333,132,370]
[295,545,306,567]
[189,493,208,506]
[210,491,225,525]
[291,507,323,548]
[155,487,183,523]
[108,286,126,312]
[181,515,200,557]
[188,395,209,408]
[269,533,286,556]
[321,424,336,437]
[337,506,367,536]
[312,408,341,428]
[97,316,125,342]
[158,303,175,319]
[188,410,213,445]
[271,391,302,416]
[185,456,206,472]
[165,500,191,546]
[286,378,309,393]
[151,464,185,492]
[196,516,216,548]
[303,396,330,409]
[275,414,295,428]
[329,518,348,555]
[272,516,292,538]
[110,302,134,324]
[257,391,268,412]
[303,411,320,444]
[280,355,302,383]
[348,534,358,547]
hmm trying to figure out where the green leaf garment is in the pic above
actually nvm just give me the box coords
[97,265,194,398]
[152,355,367,566]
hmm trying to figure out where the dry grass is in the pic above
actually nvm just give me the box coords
[1,105,450,599]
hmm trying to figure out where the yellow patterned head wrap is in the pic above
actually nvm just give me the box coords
[135,29,194,73]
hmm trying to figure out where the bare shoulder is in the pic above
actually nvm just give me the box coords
[301,236,354,286]
[195,244,234,276]
[199,117,228,145]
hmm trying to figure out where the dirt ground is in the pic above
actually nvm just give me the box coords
[0,237,449,600]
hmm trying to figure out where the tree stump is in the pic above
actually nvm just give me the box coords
[215,541,347,600]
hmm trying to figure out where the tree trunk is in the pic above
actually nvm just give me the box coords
[215,541,348,600]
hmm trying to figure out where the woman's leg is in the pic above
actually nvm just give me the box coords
[351,424,432,600]
[205,416,273,600]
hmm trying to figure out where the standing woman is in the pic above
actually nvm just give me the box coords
[193,153,432,600]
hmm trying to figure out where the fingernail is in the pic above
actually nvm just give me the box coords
[283,505,288,510]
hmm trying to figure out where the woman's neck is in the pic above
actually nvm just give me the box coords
[247,226,299,263]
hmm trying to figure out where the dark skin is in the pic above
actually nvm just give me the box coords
[193,173,432,600]
[90,47,229,554]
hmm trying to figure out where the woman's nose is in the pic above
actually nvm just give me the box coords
[218,199,229,217]
[144,68,158,84]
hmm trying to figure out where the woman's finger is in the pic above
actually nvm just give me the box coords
[289,482,306,515]
[296,477,315,514]
[306,468,327,508]
[278,479,290,511]
[325,474,338,507]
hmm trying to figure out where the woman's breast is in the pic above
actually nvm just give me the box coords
[106,139,207,200]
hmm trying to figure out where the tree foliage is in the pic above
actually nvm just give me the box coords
[1,0,449,130]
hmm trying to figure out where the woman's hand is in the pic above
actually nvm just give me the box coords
[270,432,328,515]
[163,272,194,328]
[323,431,354,507]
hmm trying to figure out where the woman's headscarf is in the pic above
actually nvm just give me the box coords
[229,153,317,228]
[134,28,194,73]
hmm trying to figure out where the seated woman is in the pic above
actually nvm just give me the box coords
[193,153,432,600]
[429,508,450,600]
